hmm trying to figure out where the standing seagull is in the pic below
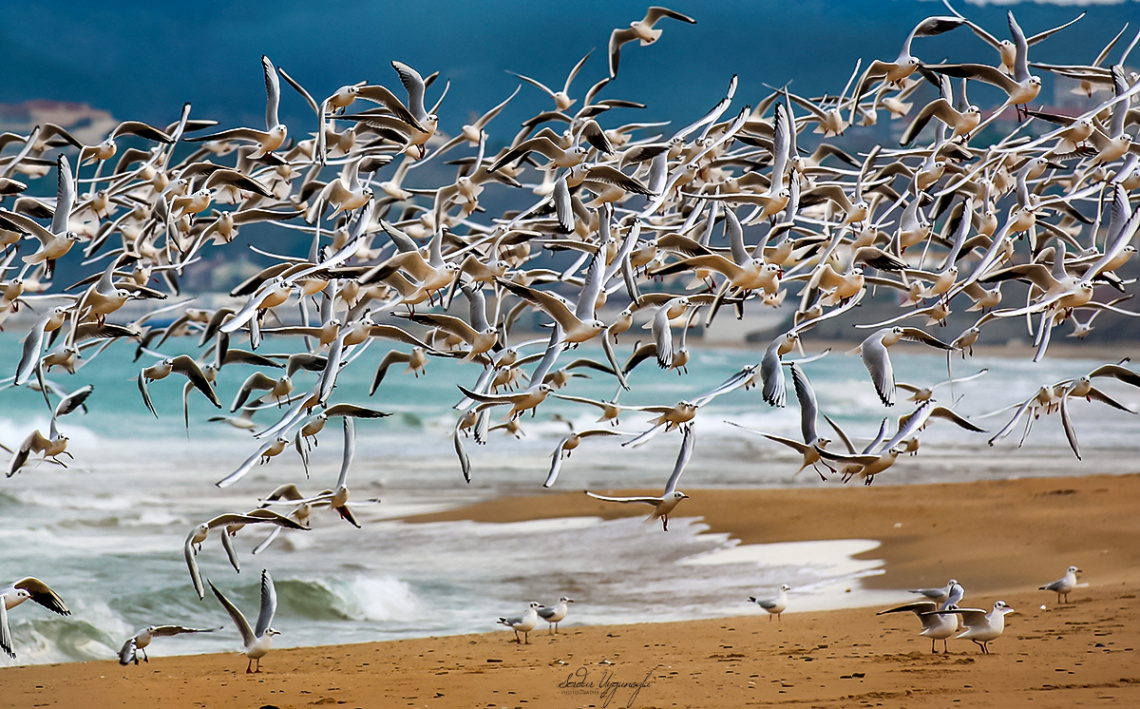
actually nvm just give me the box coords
[1039,566,1082,604]
[209,569,280,673]
[537,597,574,634]
[909,579,963,606]
[749,584,790,622]
[0,577,70,658]
[934,600,1015,654]
[498,601,541,644]
[877,601,959,653]
[119,625,220,665]
[585,423,696,531]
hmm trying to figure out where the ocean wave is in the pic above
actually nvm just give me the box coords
[276,576,417,623]
[2,598,131,666]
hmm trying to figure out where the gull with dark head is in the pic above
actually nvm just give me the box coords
[0,577,69,658]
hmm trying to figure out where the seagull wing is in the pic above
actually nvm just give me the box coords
[662,425,696,496]
[50,154,74,237]
[215,440,278,488]
[544,437,570,488]
[220,528,240,573]
[254,569,277,637]
[118,635,137,665]
[0,601,13,658]
[335,417,355,490]
[209,580,254,647]
[171,355,221,408]
[790,363,820,443]
[13,577,69,615]
[184,529,206,600]
[877,600,938,616]
[585,491,661,505]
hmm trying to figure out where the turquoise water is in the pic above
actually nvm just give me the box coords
[1,329,1136,665]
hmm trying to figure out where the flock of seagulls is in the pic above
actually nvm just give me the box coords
[878,566,1085,654]
[0,3,1136,666]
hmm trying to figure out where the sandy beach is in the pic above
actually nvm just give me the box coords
[4,472,1139,708]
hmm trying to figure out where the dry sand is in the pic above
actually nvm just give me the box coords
[5,473,1140,708]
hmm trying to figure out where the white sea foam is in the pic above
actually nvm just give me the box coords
[341,576,418,622]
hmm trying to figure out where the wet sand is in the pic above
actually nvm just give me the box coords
[5,472,1140,708]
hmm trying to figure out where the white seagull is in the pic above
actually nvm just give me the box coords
[934,600,1015,654]
[749,584,790,622]
[585,423,695,531]
[209,569,280,673]
[1039,565,1082,604]
[537,597,574,634]
[498,601,541,644]
[0,578,70,658]
[119,624,220,665]
[878,601,959,653]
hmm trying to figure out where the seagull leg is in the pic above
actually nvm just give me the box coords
[142,648,149,663]
[247,658,254,673]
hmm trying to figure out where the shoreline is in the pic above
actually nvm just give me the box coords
[402,472,1140,595]
[5,472,1140,707]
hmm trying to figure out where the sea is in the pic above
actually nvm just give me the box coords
[0,331,1137,665]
